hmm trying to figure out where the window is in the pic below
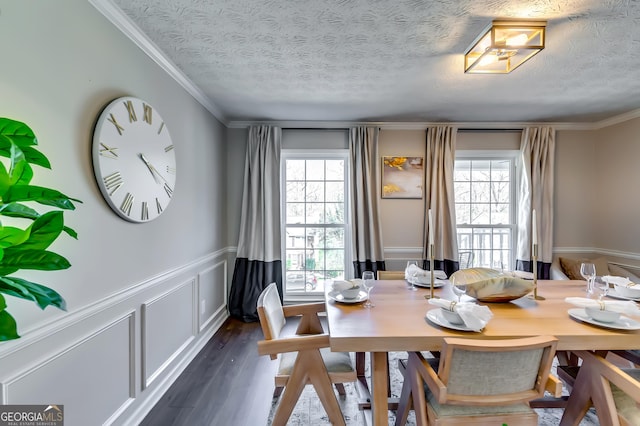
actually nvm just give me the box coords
[454,153,517,270]
[282,151,349,298]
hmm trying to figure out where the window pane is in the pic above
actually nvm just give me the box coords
[286,203,305,224]
[470,203,490,224]
[286,182,306,202]
[491,181,510,203]
[491,160,510,181]
[325,160,344,180]
[455,203,470,224]
[471,181,490,203]
[306,203,324,224]
[491,203,510,224]
[306,160,324,180]
[325,228,344,248]
[326,182,344,202]
[471,161,491,181]
[306,182,324,202]
[325,203,344,224]
[286,160,305,181]
[454,182,470,203]
[455,160,471,181]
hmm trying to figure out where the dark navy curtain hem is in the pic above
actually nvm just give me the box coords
[517,259,551,280]
[229,257,283,322]
[421,259,458,278]
[353,260,386,278]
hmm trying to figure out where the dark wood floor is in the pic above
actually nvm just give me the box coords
[141,317,277,426]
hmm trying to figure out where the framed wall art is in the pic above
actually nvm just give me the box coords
[381,156,424,199]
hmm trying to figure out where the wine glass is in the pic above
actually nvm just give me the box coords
[597,276,610,300]
[580,262,596,295]
[450,275,466,302]
[362,271,376,308]
[406,260,418,291]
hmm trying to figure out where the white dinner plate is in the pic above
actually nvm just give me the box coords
[327,290,368,304]
[606,288,640,302]
[425,308,481,332]
[568,308,640,330]
[410,278,447,289]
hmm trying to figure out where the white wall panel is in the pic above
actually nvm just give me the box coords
[198,260,227,331]
[3,313,135,425]
[141,279,196,389]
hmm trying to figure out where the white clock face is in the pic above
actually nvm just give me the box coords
[92,97,176,223]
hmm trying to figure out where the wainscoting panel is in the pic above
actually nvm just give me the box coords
[141,278,196,389]
[2,313,135,425]
[198,260,227,332]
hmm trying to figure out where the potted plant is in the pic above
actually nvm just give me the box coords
[0,117,81,341]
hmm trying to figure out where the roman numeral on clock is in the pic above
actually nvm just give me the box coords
[120,193,133,216]
[107,113,125,135]
[124,100,137,122]
[103,172,123,195]
[141,201,149,221]
[143,103,153,125]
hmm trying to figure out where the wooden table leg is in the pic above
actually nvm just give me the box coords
[371,352,389,426]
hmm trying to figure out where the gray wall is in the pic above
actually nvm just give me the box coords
[0,2,229,424]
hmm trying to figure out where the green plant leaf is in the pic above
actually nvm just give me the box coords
[0,248,71,272]
[17,147,50,169]
[0,308,20,341]
[3,185,79,210]
[0,118,37,148]
[0,202,40,219]
[0,276,66,310]
[0,225,30,249]
[17,211,63,250]
[0,161,10,196]
[62,226,78,239]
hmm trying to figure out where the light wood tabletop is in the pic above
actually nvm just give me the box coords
[325,279,640,426]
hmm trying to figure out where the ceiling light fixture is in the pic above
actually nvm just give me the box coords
[464,19,546,74]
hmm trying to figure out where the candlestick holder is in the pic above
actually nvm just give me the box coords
[529,243,545,300]
[425,244,436,299]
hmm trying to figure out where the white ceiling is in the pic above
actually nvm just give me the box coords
[102,0,640,125]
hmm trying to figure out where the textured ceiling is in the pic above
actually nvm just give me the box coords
[107,0,640,124]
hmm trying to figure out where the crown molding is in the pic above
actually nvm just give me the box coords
[591,108,640,129]
[89,0,228,126]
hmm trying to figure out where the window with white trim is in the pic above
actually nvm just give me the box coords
[281,151,349,298]
[454,153,517,270]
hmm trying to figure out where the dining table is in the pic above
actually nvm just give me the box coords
[324,278,640,426]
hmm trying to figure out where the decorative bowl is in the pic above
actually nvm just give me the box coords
[340,286,362,299]
[440,308,464,324]
[450,268,534,303]
[585,306,621,323]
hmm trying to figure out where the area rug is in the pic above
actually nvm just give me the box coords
[267,352,600,425]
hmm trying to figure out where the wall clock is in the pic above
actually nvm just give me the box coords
[92,96,176,223]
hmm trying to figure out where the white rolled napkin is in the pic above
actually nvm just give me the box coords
[428,298,493,331]
[406,264,447,283]
[602,275,636,286]
[332,279,361,291]
[564,297,640,316]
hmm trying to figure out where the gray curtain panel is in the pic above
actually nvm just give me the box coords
[424,126,459,276]
[516,127,555,279]
[229,125,283,322]
[349,127,386,277]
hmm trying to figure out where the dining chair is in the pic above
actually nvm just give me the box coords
[256,282,356,426]
[395,335,560,426]
[378,270,406,280]
[561,350,640,426]
[458,251,474,269]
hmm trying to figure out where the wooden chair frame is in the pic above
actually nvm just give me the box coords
[257,283,355,426]
[378,270,406,280]
[396,336,561,426]
[560,350,640,426]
